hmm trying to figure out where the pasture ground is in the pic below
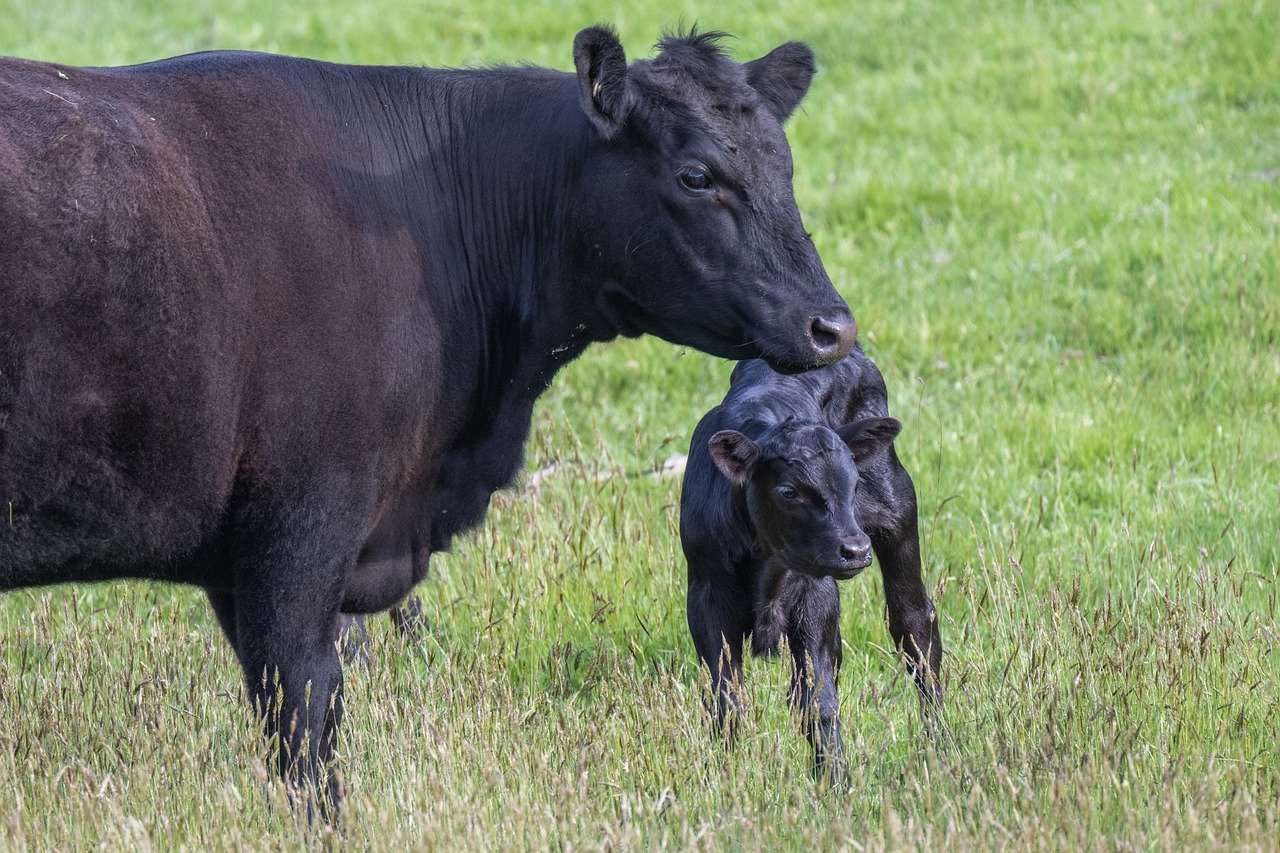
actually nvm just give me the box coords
[1,0,1277,848]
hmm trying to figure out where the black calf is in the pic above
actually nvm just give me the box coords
[679,348,943,780]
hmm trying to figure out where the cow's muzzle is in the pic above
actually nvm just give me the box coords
[807,309,857,367]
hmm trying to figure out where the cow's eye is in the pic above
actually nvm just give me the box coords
[679,166,713,192]
[776,485,801,502]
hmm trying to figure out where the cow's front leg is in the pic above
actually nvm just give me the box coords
[866,449,944,714]
[236,583,346,820]
[206,590,239,658]
[336,595,424,666]
[687,579,751,742]
[229,501,358,821]
[786,576,848,785]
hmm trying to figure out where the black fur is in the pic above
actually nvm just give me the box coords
[0,27,855,816]
[680,348,944,782]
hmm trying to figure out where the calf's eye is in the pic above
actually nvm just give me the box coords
[679,166,712,192]
[776,485,801,502]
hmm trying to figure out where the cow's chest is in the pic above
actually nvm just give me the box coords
[344,397,534,613]
[429,395,538,551]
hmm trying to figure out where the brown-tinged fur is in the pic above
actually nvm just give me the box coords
[1,28,855,815]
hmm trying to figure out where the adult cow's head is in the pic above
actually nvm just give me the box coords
[570,26,855,373]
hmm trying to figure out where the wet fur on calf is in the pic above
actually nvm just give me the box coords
[751,558,790,657]
[681,347,945,779]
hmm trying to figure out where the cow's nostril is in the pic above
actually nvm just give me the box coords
[808,313,857,363]
[810,317,840,349]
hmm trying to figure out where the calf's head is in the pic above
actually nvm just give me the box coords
[571,27,855,372]
[709,417,901,579]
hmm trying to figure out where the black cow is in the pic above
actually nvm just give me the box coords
[680,348,943,780]
[0,27,855,814]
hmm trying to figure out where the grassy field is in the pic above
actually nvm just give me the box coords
[2,0,1278,848]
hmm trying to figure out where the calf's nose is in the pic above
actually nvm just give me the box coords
[839,538,871,565]
[807,310,857,366]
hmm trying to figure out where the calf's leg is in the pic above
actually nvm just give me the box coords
[866,450,944,711]
[687,579,751,741]
[785,576,848,784]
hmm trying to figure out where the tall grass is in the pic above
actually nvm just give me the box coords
[1,0,1277,848]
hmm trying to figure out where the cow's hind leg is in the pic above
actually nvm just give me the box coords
[228,499,360,821]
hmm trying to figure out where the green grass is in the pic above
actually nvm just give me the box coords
[2,0,1278,848]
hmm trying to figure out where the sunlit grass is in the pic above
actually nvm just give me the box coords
[1,0,1278,848]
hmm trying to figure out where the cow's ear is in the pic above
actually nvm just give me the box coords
[573,25,633,138]
[745,41,816,121]
[708,430,761,486]
[836,417,901,464]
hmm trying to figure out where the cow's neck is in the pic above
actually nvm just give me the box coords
[388,68,603,546]
[407,68,597,420]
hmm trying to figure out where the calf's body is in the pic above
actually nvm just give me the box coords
[680,349,943,778]
[0,29,856,813]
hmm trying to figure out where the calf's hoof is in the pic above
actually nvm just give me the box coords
[813,754,851,791]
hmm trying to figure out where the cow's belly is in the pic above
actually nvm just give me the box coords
[342,548,427,614]
[0,376,237,589]
[342,487,432,613]
[0,318,238,590]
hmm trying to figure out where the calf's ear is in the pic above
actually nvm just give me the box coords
[837,417,901,463]
[745,41,816,121]
[708,430,761,486]
[574,25,633,138]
